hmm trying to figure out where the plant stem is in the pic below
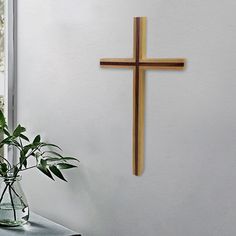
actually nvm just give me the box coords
[9,184,16,221]
[0,182,9,204]
[9,185,26,208]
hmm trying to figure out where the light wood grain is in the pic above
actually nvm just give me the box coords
[133,68,145,176]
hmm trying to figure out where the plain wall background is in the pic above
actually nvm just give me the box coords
[17,0,236,235]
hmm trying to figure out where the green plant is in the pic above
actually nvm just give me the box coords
[0,110,79,225]
[0,110,79,181]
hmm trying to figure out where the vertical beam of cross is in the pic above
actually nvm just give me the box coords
[133,17,145,176]
[100,17,185,176]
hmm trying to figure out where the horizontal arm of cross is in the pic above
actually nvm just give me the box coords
[100,58,134,68]
[100,58,185,70]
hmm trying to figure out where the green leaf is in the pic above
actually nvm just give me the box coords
[24,143,39,151]
[24,144,33,149]
[61,157,79,162]
[20,134,30,142]
[12,140,21,147]
[45,157,79,165]
[57,163,77,169]
[33,135,41,144]
[49,165,67,182]
[45,157,60,162]
[40,143,62,151]
[20,151,27,168]
[21,145,34,156]
[0,137,12,148]
[40,159,47,169]
[0,111,6,129]
[44,151,62,158]
[37,166,54,181]
[24,142,41,153]
[13,125,26,137]
[0,163,8,176]
[3,128,10,136]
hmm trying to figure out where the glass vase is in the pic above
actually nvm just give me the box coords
[0,175,29,226]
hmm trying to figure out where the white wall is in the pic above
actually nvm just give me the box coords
[17,0,236,235]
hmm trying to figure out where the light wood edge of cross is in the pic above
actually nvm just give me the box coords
[138,17,146,59]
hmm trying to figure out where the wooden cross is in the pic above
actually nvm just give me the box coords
[100,17,185,176]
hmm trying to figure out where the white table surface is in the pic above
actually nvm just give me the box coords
[0,212,81,236]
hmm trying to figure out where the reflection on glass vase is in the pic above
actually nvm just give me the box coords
[0,175,29,226]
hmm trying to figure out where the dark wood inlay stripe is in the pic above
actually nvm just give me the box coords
[140,62,184,67]
[134,17,140,176]
[100,61,135,66]
[100,61,184,68]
